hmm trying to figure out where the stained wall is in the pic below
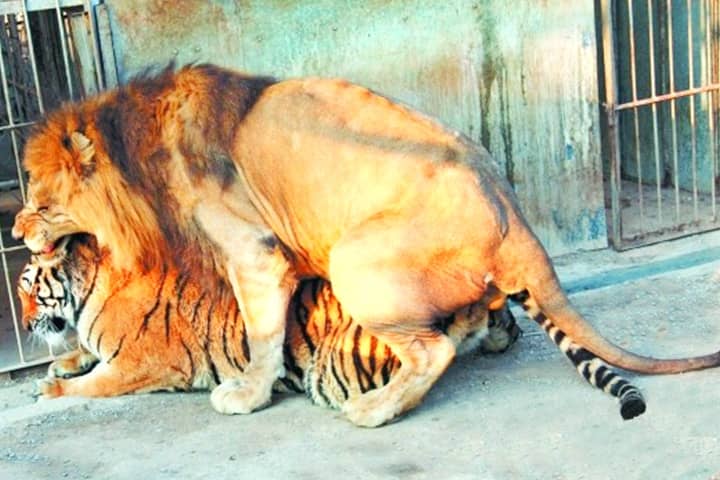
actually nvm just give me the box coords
[102,0,606,254]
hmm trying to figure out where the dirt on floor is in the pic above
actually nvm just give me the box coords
[2,233,720,480]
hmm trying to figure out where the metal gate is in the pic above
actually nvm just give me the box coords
[601,0,720,249]
[0,0,110,374]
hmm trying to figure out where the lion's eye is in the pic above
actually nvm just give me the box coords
[37,206,49,214]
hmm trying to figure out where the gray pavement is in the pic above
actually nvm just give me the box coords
[2,232,720,480]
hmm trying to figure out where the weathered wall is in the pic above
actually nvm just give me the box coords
[102,0,606,255]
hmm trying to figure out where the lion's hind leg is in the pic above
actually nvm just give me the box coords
[328,228,489,427]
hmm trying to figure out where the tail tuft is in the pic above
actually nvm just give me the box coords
[619,392,646,420]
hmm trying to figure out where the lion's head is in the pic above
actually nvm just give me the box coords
[12,105,164,271]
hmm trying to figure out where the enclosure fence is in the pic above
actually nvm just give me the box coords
[0,0,109,374]
[602,0,720,248]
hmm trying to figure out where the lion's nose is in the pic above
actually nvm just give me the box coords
[11,213,26,240]
[11,224,24,240]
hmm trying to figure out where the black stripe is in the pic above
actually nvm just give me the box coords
[136,264,168,340]
[296,298,317,355]
[239,305,250,364]
[48,267,65,298]
[191,292,206,327]
[616,382,634,398]
[566,347,595,365]
[580,361,592,382]
[164,302,171,344]
[510,291,530,303]
[277,376,304,393]
[282,343,304,381]
[95,332,104,355]
[330,358,349,401]
[380,345,394,386]
[75,259,99,319]
[351,326,375,393]
[208,360,221,385]
[180,338,195,382]
[314,367,333,407]
[595,365,614,389]
[106,335,126,364]
[368,336,378,377]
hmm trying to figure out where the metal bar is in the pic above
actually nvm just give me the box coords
[706,0,717,219]
[0,120,36,132]
[667,0,681,222]
[0,245,33,255]
[0,45,28,363]
[614,83,720,110]
[21,0,45,114]
[0,0,85,16]
[628,0,645,230]
[0,356,54,375]
[0,33,27,203]
[54,0,74,99]
[84,0,104,91]
[601,0,623,247]
[0,246,26,364]
[688,0,698,221]
[647,0,663,224]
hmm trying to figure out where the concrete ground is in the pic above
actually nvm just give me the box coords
[2,232,720,480]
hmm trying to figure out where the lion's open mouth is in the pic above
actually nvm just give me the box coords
[37,236,71,262]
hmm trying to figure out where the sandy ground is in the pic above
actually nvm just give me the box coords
[2,233,720,480]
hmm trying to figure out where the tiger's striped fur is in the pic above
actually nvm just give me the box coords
[17,234,520,411]
[512,292,646,420]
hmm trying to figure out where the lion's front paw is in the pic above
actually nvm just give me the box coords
[210,378,272,415]
[35,377,65,399]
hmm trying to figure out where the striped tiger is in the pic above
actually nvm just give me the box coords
[18,234,645,420]
[17,234,520,413]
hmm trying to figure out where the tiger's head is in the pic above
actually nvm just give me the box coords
[17,249,74,347]
[17,234,100,347]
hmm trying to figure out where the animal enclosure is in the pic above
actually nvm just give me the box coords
[0,0,717,374]
[0,0,109,374]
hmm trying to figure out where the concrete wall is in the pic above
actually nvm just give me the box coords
[101,0,607,255]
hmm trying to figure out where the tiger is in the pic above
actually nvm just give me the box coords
[13,64,698,426]
[18,234,646,419]
[18,234,521,411]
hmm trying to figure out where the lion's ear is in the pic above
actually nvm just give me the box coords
[69,131,96,177]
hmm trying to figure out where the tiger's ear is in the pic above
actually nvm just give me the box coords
[69,131,96,176]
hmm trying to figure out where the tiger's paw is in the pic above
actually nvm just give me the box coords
[48,353,98,379]
[341,389,402,428]
[35,377,65,399]
[210,378,272,415]
[481,309,522,354]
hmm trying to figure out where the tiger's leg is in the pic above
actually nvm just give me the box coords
[38,362,186,398]
[328,229,487,427]
[194,201,296,415]
[481,306,522,354]
[47,345,99,379]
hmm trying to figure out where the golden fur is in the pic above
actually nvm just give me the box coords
[18,234,519,408]
[13,64,720,426]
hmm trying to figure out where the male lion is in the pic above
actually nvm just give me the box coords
[13,64,720,426]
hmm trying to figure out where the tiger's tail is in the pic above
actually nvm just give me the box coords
[513,292,646,419]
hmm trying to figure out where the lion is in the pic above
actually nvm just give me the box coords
[12,64,720,426]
